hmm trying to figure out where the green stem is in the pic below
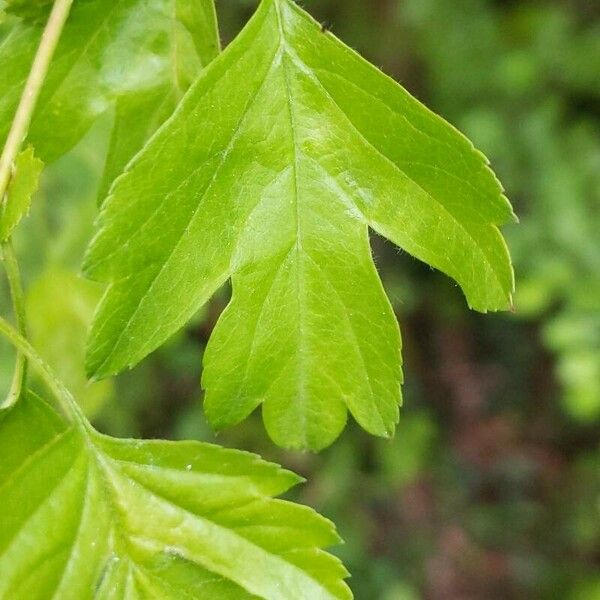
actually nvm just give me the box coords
[1,240,28,406]
[0,0,74,200]
[0,0,74,405]
[0,315,88,429]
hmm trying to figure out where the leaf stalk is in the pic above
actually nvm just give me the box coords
[0,315,88,430]
[0,0,74,406]
[1,240,28,406]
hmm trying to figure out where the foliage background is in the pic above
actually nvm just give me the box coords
[1,0,599,598]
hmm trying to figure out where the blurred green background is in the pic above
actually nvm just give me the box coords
[1,0,599,598]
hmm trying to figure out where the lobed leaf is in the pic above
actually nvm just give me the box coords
[84,0,515,450]
[0,392,350,599]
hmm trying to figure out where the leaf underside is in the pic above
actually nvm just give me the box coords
[85,0,515,450]
[0,393,350,599]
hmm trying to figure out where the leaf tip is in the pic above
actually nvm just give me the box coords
[280,468,306,489]
[84,348,114,383]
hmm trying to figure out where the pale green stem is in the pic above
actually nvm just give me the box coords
[0,315,88,430]
[0,0,74,199]
[1,241,28,406]
[0,0,74,405]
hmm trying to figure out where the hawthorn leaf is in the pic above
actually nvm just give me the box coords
[0,146,43,241]
[0,0,219,163]
[84,0,515,450]
[0,392,350,599]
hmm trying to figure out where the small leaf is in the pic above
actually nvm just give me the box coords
[0,145,43,241]
[0,392,351,599]
[85,0,515,450]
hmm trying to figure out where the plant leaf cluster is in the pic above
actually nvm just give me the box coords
[0,391,349,599]
[0,0,516,596]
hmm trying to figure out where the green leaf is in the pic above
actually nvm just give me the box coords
[97,0,220,201]
[0,0,219,163]
[84,0,515,450]
[3,0,53,23]
[26,268,113,417]
[0,146,43,241]
[0,392,350,599]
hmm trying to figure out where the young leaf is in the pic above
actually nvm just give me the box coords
[0,0,219,163]
[84,0,515,450]
[0,145,43,241]
[0,392,351,599]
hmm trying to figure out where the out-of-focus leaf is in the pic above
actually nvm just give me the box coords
[544,308,600,422]
[0,0,219,163]
[3,0,53,23]
[375,412,436,488]
[84,0,515,450]
[97,88,177,202]
[570,577,600,600]
[0,392,351,599]
[0,146,43,241]
[26,269,112,416]
[97,0,220,200]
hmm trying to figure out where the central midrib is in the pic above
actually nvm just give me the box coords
[275,2,311,438]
